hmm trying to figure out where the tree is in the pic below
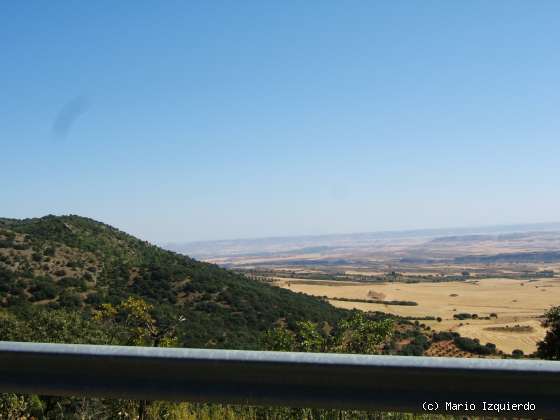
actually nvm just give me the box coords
[263,312,393,355]
[0,393,43,419]
[92,296,183,420]
[537,306,560,360]
[263,324,296,351]
[512,349,524,358]
[93,296,181,347]
[333,312,393,354]
[263,321,325,352]
[0,307,109,344]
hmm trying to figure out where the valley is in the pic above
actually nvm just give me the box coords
[170,223,560,355]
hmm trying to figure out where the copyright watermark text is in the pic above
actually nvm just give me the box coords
[422,401,536,414]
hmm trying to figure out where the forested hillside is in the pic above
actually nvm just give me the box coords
[0,215,344,349]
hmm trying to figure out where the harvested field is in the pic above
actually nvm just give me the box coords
[457,320,543,354]
[276,277,559,354]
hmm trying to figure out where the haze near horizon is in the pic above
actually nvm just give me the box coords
[2,1,560,242]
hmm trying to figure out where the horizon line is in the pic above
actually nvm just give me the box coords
[163,220,560,247]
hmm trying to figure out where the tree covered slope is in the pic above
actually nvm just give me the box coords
[0,215,344,348]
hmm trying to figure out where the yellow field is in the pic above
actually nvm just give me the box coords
[276,278,560,354]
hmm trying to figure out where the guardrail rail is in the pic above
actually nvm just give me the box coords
[1,341,559,417]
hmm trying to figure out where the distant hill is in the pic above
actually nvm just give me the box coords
[166,222,560,259]
[0,215,344,348]
[454,251,560,264]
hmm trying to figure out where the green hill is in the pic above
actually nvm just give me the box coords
[0,215,344,348]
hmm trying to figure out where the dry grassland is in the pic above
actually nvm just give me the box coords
[276,277,560,354]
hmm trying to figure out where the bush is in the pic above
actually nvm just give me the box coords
[44,247,56,256]
[401,334,430,356]
[84,293,102,305]
[0,267,18,296]
[28,276,58,302]
[58,276,87,291]
[57,290,82,309]
[453,313,477,320]
[485,342,496,352]
[432,331,458,342]
[453,336,496,355]
[512,349,524,358]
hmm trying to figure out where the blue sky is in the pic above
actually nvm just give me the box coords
[2,1,560,243]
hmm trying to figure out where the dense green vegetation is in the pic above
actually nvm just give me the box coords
[0,293,424,419]
[452,337,497,355]
[0,301,486,419]
[0,215,345,349]
[262,312,394,354]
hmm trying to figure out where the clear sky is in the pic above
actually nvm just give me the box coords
[2,1,560,243]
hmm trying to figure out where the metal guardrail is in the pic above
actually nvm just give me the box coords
[1,341,559,417]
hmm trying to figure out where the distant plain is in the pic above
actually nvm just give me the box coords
[169,223,560,354]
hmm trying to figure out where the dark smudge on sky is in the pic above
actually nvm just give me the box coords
[52,96,90,140]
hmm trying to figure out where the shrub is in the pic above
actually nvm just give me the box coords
[57,290,82,309]
[44,247,56,256]
[58,276,87,291]
[401,335,430,356]
[512,349,524,358]
[28,276,58,302]
[84,293,102,305]
[453,313,475,320]
[453,336,496,355]
[432,331,458,342]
